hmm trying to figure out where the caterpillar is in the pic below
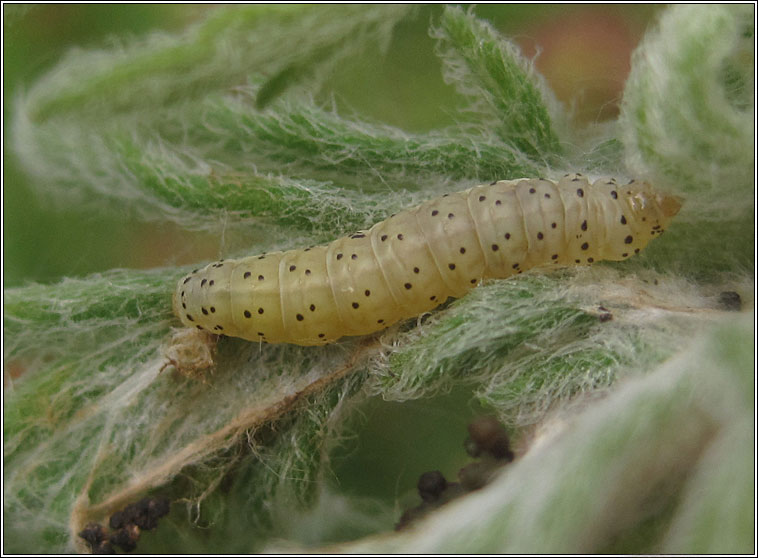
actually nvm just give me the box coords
[173,174,681,346]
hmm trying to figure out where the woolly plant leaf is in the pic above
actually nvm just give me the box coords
[432,5,564,160]
[3,268,378,553]
[290,315,754,554]
[620,4,754,212]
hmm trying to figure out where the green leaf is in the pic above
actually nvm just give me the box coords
[195,90,539,184]
[433,6,564,160]
[290,315,754,553]
[620,5,754,205]
[3,270,377,553]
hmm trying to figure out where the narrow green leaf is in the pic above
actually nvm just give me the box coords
[196,91,539,184]
[14,85,539,236]
[433,6,563,159]
[114,135,404,235]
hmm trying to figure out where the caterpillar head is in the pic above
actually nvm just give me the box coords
[625,180,683,231]
[596,179,683,260]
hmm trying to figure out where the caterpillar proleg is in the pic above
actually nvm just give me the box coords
[174,174,681,346]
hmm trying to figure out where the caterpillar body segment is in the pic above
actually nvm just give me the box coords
[174,175,681,346]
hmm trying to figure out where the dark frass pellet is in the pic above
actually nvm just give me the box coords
[417,470,448,502]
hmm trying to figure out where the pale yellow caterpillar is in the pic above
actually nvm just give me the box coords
[173,174,681,346]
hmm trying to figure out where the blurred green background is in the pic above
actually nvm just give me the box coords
[3,4,660,288]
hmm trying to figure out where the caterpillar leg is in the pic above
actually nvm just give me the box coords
[161,328,218,378]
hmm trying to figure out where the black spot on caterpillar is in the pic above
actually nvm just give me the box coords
[174,175,681,346]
